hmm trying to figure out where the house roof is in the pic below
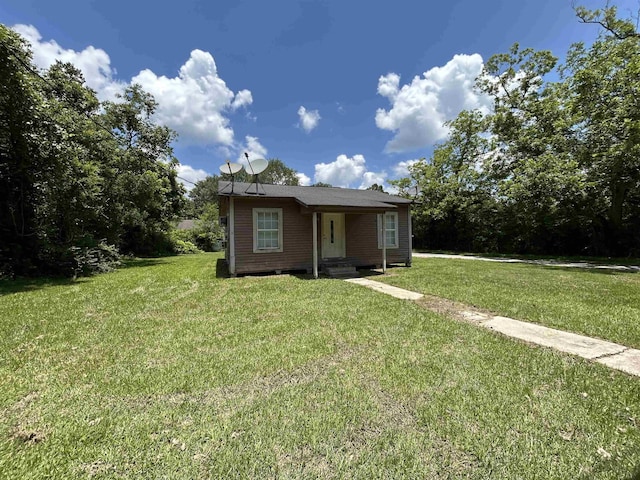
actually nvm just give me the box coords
[218,181,412,210]
[176,219,196,230]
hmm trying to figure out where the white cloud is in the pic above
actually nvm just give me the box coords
[13,25,253,147]
[12,24,124,101]
[314,154,386,189]
[393,159,421,177]
[360,171,387,189]
[238,135,268,163]
[385,184,399,195]
[232,89,253,110]
[377,72,400,100]
[375,54,491,152]
[132,49,252,146]
[315,154,366,187]
[296,172,311,186]
[176,164,209,192]
[297,106,321,133]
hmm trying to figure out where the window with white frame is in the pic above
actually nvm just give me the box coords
[377,212,399,249]
[253,208,283,253]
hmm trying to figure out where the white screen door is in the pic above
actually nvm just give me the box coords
[321,213,345,258]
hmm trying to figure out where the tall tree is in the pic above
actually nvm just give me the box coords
[189,175,220,215]
[260,158,300,185]
[564,5,640,253]
[102,85,185,254]
[40,61,111,249]
[392,8,640,256]
[366,183,385,192]
[400,111,499,251]
[477,44,590,253]
[0,25,51,274]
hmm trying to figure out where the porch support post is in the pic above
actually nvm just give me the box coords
[382,211,387,273]
[407,205,412,267]
[312,211,318,279]
[229,197,236,275]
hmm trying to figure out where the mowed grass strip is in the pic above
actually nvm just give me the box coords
[1,253,639,479]
[375,257,640,349]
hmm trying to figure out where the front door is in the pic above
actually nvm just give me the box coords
[321,213,345,259]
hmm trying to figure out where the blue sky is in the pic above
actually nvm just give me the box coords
[1,0,635,190]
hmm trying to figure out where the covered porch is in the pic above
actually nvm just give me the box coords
[305,207,412,279]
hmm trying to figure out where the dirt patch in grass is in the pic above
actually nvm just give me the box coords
[274,444,332,478]
[10,427,46,444]
[7,392,48,444]
[415,294,494,325]
[78,460,117,477]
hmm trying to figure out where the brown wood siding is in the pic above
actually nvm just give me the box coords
[225,197,411,274]
[233,198,314,274]
[344,206,410,266]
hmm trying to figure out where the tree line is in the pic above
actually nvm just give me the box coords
[4,4,637,279]
[1,25,184,276]
[391,6,640,257]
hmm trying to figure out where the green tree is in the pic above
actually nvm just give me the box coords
[405,111,499,251]
[564,5,640,253]
[477,44,589,253]
[259,158,300,185]
[390,5,640,256]
[0,25,47,274]
[189,175,220,215]
[102,85,185,254]
[40,61,111,250]
[192,203,224,251]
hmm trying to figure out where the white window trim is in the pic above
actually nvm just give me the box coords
[377,212,399,249]
[253,208,283,253]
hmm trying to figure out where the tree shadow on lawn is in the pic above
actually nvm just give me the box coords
[524,264,638,276]
[358,264,409,278]
[0,276,83,296]
[415,249,640,267]
[119,258,167,269]
[0,258,167,296]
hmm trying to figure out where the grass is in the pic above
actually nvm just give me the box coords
[413,249,640,266]
[0,253,639,479]
[375,257,640,349]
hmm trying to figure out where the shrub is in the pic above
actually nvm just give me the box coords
[171,239,202,255]
[70,241,122,277]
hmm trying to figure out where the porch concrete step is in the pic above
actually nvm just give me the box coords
[323,265,358,278]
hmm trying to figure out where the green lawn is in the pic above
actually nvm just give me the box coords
[376,257,640,350]
[413,249,640,267]
[1,253,639,479]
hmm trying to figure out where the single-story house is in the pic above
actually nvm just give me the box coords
[218,181,413,277]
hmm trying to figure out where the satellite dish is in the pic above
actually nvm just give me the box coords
[219,161,243,194]
[245,158,268,175]
[219,162,242,175]
[242,155,269,195]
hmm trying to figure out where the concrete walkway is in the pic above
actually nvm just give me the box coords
[344,277,640,378]
[412,252,640,272]
[345,277,424,300]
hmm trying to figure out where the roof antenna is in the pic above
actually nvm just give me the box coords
[243,152,269,195]
[218,159,242,194]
